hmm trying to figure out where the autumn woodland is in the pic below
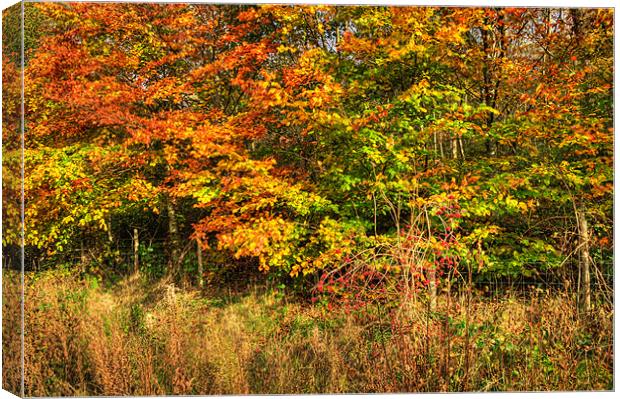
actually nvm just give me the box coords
[1,2,614,395]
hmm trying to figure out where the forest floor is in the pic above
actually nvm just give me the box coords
[2,269,614,395]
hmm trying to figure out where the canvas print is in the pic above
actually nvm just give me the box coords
[1,1,614,395]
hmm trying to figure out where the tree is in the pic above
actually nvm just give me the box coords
[15,4,613,294]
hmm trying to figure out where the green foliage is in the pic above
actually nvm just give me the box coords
[6,4,612,287]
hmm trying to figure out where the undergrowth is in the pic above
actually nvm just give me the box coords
[2,269,613,395]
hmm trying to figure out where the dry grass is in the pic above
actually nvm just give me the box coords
[2,269,613,395]
[2,270,22,396]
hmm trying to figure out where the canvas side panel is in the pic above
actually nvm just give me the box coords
[2,2,24,397]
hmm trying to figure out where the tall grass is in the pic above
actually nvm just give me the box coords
[2,270,22,395]
[2,269,613,395]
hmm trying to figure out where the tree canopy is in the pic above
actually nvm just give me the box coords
[3,4,613,290]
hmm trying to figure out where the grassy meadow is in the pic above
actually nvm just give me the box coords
[2,269,613,395]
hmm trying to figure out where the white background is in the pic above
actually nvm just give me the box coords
[0,0,617,398]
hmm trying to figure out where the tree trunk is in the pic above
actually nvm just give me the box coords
[439,132,444,158]
[571,9,581,40]
[80,237,87,273]
[106,215,114,244]
[451,134,458,159]
[133,227,139,274]
[105,215,121,266]
[429,267,437,311]
[196,240,204,289]
[577,208,591,312]
[166,198,181,277]
[464,260,473,390]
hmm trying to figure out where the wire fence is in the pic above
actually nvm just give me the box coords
[5,237,614,298]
